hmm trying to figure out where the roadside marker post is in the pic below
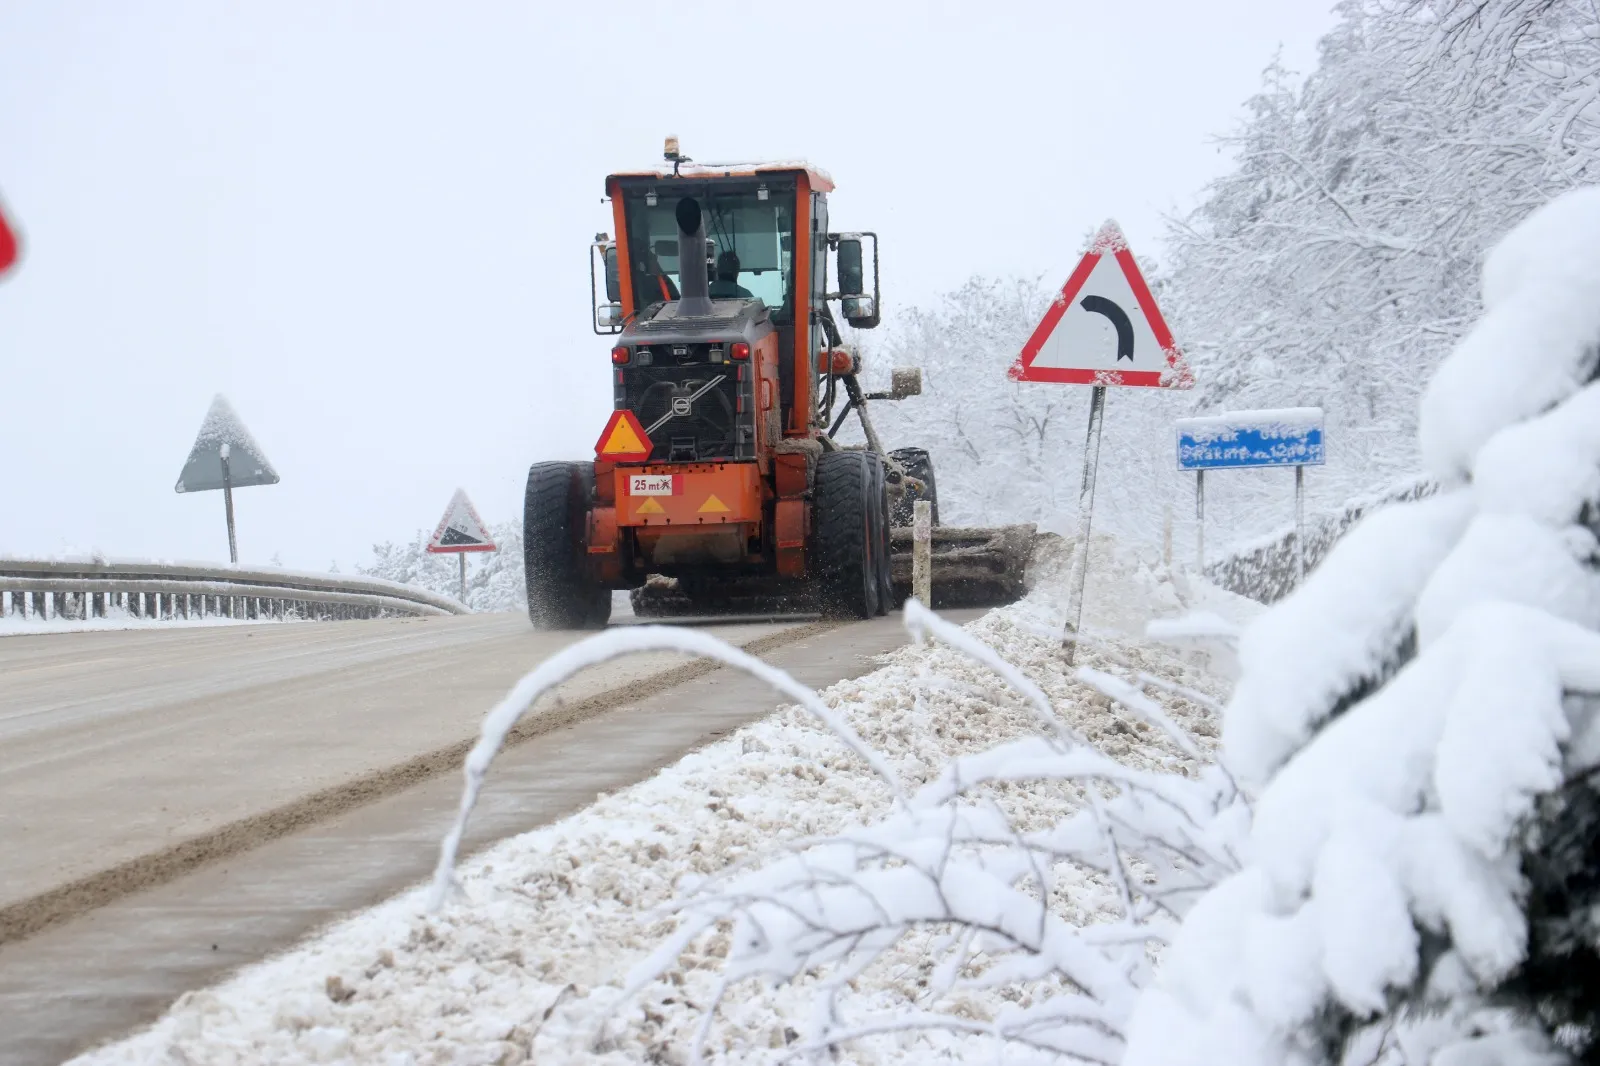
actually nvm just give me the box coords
[1175,407,1326,581]
[1010,221,1192,663]
[912,499,933,607]
[426,488,498,605]
[174,395,280,564]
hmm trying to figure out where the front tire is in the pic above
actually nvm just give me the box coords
[814,451,880,620]
[524,462,612,630]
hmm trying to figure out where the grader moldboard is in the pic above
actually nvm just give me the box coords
[523,139,1035,628]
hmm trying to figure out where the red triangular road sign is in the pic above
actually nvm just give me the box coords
[427,488,497,553]
[595,409,653,463]
[0,196,18,279]
[1009,221,1192,389]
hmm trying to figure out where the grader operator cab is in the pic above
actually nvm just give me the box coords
[523,139,1033,628]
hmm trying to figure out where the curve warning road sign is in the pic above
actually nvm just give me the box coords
[1009,221,1192,389]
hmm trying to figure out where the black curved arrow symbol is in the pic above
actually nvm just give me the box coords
[1080,295,1135,362]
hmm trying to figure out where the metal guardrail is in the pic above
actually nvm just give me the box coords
[0,556,469,623]
[1205,476,1437,604]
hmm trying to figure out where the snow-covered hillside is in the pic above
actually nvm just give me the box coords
[859,0,1600,561]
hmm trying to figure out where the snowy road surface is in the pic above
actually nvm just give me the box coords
[0,613,804,915]
[0,610,978,1066]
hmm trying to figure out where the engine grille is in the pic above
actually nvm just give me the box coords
[616,365,754,462]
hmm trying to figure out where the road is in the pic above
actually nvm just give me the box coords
[0,607,978,1065]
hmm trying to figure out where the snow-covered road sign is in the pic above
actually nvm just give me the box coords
[1175,407,1325,470]
[175,395,280,493]
[427,489,497,553]
[1009,221,1191,388]
[174,394,278,564]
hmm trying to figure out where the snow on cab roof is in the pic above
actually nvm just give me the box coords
[606,159,835,193]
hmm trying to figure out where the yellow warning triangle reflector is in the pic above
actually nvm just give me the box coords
[636,497,665,514]
[698,494,730,514]
[600,417,647,457]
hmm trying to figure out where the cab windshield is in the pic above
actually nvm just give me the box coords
[622,182,795,319]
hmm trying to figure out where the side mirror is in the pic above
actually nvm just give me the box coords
[837,238,865,298]
[844,295,876,323]
[591,237,623,335]
[889,367,922,399]
[831,231,881,330]
[604,246,620,303]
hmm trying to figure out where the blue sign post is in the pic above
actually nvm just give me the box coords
[1175,407,1325,578]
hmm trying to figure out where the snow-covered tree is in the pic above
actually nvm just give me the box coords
[1157,0,1600,546]
[1123,184,1600,1065]
[359,521,525,612]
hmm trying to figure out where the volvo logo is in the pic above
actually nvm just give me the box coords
[646,376,726,435]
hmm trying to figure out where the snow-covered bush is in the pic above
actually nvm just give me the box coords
[421,551,1253,1063]
[602,602,1247,1063]
[360,521,525,612]
[1121,186,1600,1063]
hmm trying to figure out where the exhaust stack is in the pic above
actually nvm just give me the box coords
[675,197,713,317]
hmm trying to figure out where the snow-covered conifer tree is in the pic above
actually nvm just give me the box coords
[1122,185,1600,1066]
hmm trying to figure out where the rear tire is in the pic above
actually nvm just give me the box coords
[524,462,612,630]
[813,452,878,620]
[889,447,939,528]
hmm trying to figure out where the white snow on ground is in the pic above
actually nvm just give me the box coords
[72,537,1258,1066]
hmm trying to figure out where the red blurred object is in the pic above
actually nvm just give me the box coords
[0,197,16,278]
[611,345,630,365]
[730,341,750,361]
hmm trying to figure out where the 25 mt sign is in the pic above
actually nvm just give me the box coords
[628,473,680,496]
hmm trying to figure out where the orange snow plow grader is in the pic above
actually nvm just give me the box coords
[523,140,1035,628]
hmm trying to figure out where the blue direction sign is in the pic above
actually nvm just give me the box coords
[1175,407,1325,470]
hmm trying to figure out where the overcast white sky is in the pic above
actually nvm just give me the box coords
[0,1,1337,570]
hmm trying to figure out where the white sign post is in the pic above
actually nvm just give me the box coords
[1010,221,1192,663]
[426,489,498,605]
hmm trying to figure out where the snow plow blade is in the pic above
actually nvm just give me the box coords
[889,523,1036,608]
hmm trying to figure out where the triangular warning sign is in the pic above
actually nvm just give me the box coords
[174,394,281,494]
[595,409,653,463]
[698,494,730,514]
[1009,221,1192,389]
[636,497,665,514]
[427,488,498,553]
[0,194,18,278]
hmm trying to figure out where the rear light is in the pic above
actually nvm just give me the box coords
[730,342,750,361]
[611,346,629,365]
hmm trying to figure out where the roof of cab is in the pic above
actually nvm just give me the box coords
[606,159,835,194]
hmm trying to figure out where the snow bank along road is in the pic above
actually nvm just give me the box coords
[0,610,978,1066]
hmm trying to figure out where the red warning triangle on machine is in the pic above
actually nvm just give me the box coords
[594,409,653,463]
[1009,221,1192,389]
[426,488,498,553]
